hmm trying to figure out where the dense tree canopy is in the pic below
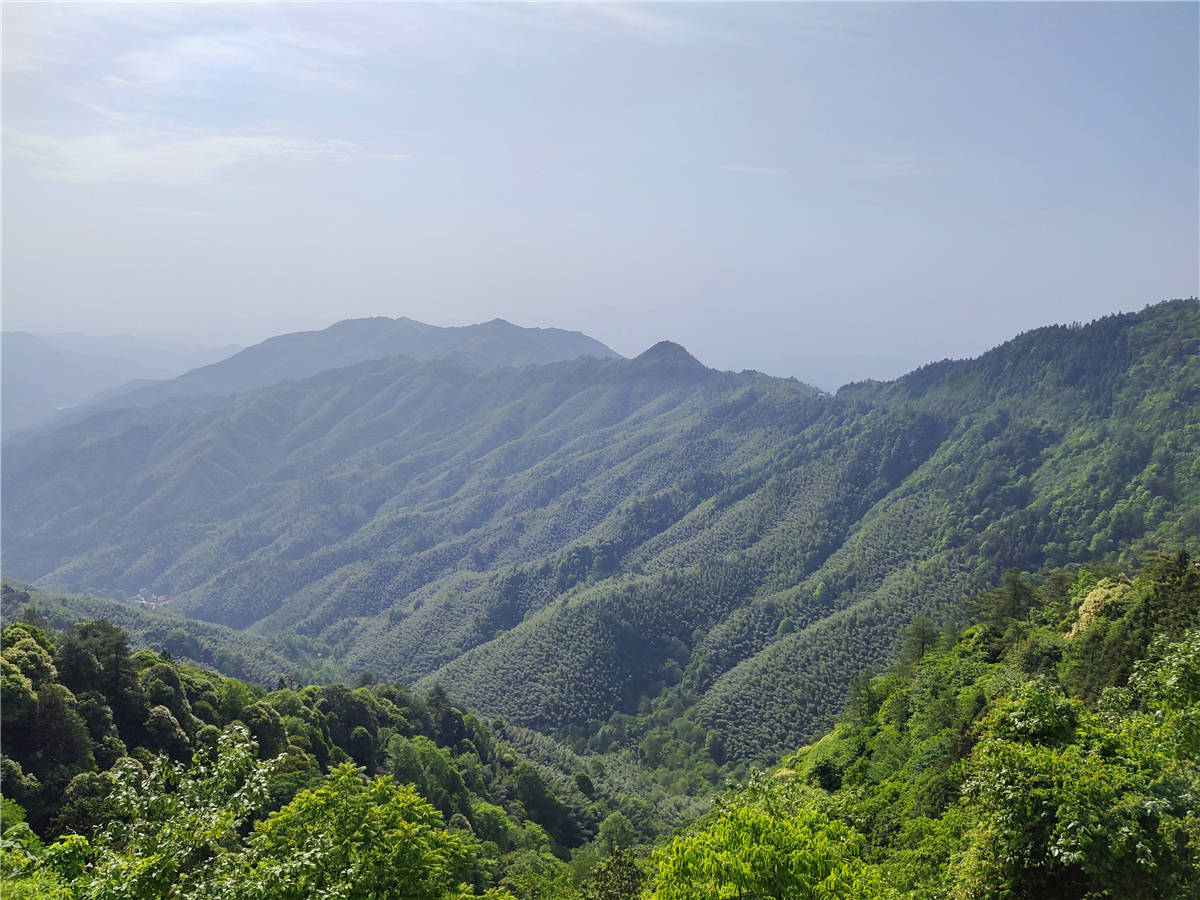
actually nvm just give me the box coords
[2,299,1198,897]
[5,300,1197,775]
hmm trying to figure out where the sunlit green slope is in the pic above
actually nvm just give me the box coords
[640,550,1200,898]
[4,299,1197,766]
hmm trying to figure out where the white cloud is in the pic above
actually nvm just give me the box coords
[5,129,368,187]
[107,24,373,94]
[4,4,376,95]
[110,31,262,88]
[3,3,215,77]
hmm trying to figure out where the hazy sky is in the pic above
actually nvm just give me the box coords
[4,2,1197,388]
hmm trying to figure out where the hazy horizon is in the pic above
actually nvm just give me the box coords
[5,295,1196,393]
[4,2,1197,387]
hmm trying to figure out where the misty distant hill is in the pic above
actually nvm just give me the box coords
[1,331,238,437]
[17,317,621,434]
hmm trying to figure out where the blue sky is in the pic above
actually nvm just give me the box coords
[4,2,1197,388]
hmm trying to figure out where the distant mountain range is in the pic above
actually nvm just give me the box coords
[3,299,1197,766]
[12,317,621,438]
[1,331,239,437]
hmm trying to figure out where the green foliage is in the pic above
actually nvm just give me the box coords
[17,724,275,899]
[224,764,481,899]
[5,300,1199,776]
[3,301,1200,897]
[648,773,890,898]
[581,846,646,900]
[781,553,1200,898]
[596,811,635,855]
[1,616,622,895]
[959,693,1197,898]
[6,727,521,899]
[4,552,1198,898]
[1,584,327,687]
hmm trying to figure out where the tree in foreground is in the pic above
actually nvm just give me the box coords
[221,763,511,900]
[647,772,890,899]
[1,723,275,899]
[2,728,514,899]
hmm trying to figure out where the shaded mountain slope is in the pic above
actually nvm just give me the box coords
[0,581,327,687]
[3,299,1197,766]
[4,343,819,638]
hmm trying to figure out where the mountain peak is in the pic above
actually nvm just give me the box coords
[633,341,705,370]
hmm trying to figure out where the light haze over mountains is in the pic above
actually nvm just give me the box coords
[3,317,621,439]
[3,3,1196,384]
[3,298,1197,762]
[0,331,239,436]
[2,3,1199,894]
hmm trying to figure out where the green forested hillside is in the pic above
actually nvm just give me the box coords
[3,299,1197,775]
[0,582,331,687]
[5,551,1195,898]
[640,550,1200,898]
[0,614,646,897]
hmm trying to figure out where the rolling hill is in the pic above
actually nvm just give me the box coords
[2,298,1196,766]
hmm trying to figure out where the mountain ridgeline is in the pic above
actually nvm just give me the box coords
[3,299,1197,770]
[11,315,621,438]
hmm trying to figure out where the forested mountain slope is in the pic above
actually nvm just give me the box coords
[14,316,620,434]
[5,551,1195,899]
[0,582,330,688]
[421,298,1197,760]
[638,550,1200,898]
[3,299,1197,768]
